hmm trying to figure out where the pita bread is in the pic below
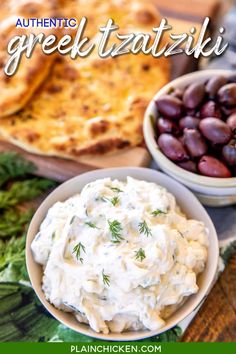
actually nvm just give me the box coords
[0,0,58,117]
[0,51,169,158]
[0,0,170,158]
[59,0,161,37]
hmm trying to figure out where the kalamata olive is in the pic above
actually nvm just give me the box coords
[228,73,236,83]
[218,83,236,107]
[157,117,179,135]
[199,118,231,144]
[198,156,231,177]
[209,142,223,157]
[185,108,197,116]
[205,75,227,98]
[222,139,236,166]
[179,116,200,130]
[158,133,189,161]
[233,166,236,177]
[178,135,185,145]
[177,160,197,173]
[155,95,183,119]
[221,106,236,117]
[171,88,183,100]
[227,114,236,136]
[183,82,205,109]
[183,128,208,157]
[200,101,221,119]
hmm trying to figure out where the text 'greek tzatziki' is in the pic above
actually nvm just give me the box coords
[31,177,208,334]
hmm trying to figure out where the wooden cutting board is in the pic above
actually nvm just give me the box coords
[0,140,150,182]
[0,0,220,181]
[183,252,236,342]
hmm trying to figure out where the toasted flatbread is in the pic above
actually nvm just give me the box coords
[0,0,58,117]
[59,0,161,37]
[0,0,170,158]
[0,52,169,158]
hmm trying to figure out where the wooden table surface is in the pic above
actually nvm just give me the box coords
[182,252,236,342]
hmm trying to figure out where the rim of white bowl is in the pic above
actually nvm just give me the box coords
[143,69,236,189]
[26,167,219,341]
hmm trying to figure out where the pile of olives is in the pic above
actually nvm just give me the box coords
[155,74,236,178]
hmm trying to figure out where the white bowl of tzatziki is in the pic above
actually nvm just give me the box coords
[26,167,218,341]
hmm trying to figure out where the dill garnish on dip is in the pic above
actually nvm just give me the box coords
[31,177,208,334]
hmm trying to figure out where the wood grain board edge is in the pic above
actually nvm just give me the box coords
[156,0,221,22]
[0,140,94,181]
[0,140,151,181]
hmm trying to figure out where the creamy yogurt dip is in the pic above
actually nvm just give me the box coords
[31,177,208,334]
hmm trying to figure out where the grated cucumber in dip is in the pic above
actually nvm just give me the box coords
[31,177,208,334]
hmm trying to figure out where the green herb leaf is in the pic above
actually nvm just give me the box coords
[0,152,36,187]
[102,196,119,206]
[138,220,152,237]
[85,221,99,229]
[108,220,123,243]
[110,196,119,206]
[72,242,86,263]
[110,187,123,193]
[135,248,146,262]
[102,269,110,286]
[70,216,76,224]
[154,325,182,342]
[151,209,167,216]
[0,234,28,282]
[220,240,236,265]
[0,282,59,342]
[0,208,33,239]
[0,179,56,209]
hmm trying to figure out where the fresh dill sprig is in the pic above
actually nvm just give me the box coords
[135,248,146,262]
[72,242,86,263]
[102,196,119,206]
[110,187,123,193]
[70,215,76,224]
[0,234,27,282]
[0,208,33,239]
[138,220,152,237]
[151,209,167,216]
[0,179,56,209]
[110,196,119,206]
[108,219,123,243]
[102,269,110,286]
[85,221,99,229]
[0,152,36,187]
